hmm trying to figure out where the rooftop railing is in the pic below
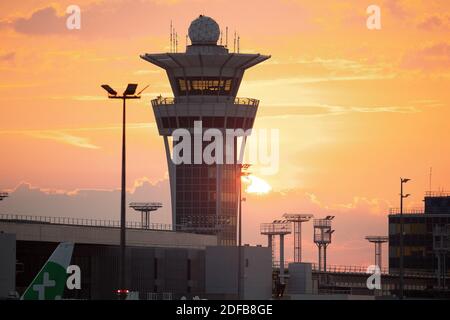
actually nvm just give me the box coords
[272,261,438,277]
[425,191,450,197]
[0,213,172,231]
[260,222,292,235]
[151,96,259,107]
[388,207,424,215]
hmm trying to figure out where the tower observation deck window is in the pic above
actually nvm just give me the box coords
[177,77,234,95]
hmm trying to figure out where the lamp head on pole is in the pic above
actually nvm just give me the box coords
[401,178,411,184]
[101,84,148,100]
[101,84,117,96]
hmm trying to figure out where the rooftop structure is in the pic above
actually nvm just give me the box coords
[388,192,450,290]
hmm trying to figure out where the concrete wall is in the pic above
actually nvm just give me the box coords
[0,221,217,249]
[0,232,15,299]
[205,246,272,300]
[287,263,313,294]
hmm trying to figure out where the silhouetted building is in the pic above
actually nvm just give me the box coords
[141,15,270,245]
[389,192,450,276]
[0,215,271,299]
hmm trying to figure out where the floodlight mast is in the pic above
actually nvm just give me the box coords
[283,213,313,263]
[313,216,335,273]
[129,202,163,229]
[237,163,251,300]
[100,83,148,300]
[365,236,388,270]
[399,177,410,300]
[261,220,292,296]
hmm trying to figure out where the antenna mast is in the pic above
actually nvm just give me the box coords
[429,167,433,191]
[170,20,173,53]
[237,34,240,53]
[225,26,228,48]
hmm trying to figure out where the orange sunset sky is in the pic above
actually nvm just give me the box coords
[0,0,449,266]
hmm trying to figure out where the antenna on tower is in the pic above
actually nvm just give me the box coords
[237,34,240,53]
[220,30,223,45]
[173,28,176,53]
[225,26,228,48]
[170,20,173,53]
[186,34,188,48]
[233,31,236,53]
[429,167,433,191]
[176,32,178,53]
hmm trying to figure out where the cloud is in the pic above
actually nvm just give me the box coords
[2,0,312,39]
[133,69,162,75]
[384,0,408,19]
[245,74,394,87]
[243,189,392,266]
[0,178,392,266]
[0,178,171,225]
[0,52,15,62]
[402,42,450,70]
[12,7,67,35]
[0,123,157,149]
[417,15,450,31]
[27,131,100,149]
[258,103,420,119]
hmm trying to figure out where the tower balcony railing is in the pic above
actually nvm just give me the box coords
[151,96,259,107]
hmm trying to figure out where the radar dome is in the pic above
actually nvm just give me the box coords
[188,15,220,45]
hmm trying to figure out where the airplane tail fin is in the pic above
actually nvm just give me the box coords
[21,242,74,300]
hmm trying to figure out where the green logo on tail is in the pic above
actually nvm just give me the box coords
[21,242,74,300]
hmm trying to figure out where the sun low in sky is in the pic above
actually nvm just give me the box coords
[244,176,272,195]
[0,0,449,266]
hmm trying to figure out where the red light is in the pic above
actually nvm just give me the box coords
[115,289,129,294]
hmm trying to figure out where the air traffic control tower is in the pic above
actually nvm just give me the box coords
[141,15,270,245]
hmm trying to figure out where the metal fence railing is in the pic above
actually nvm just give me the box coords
[389,207,424,215]
[425,191,450,197]
[0,213,172,231]
[272,261,440,278]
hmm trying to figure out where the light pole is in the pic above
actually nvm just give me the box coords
[237,163,250,300]
[399,177,410,300]
[101,83,147,300]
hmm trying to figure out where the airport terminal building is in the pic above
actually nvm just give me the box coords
[389,192,450,275]
[0,215,271,300]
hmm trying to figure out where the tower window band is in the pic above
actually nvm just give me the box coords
[177,77,234,95]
